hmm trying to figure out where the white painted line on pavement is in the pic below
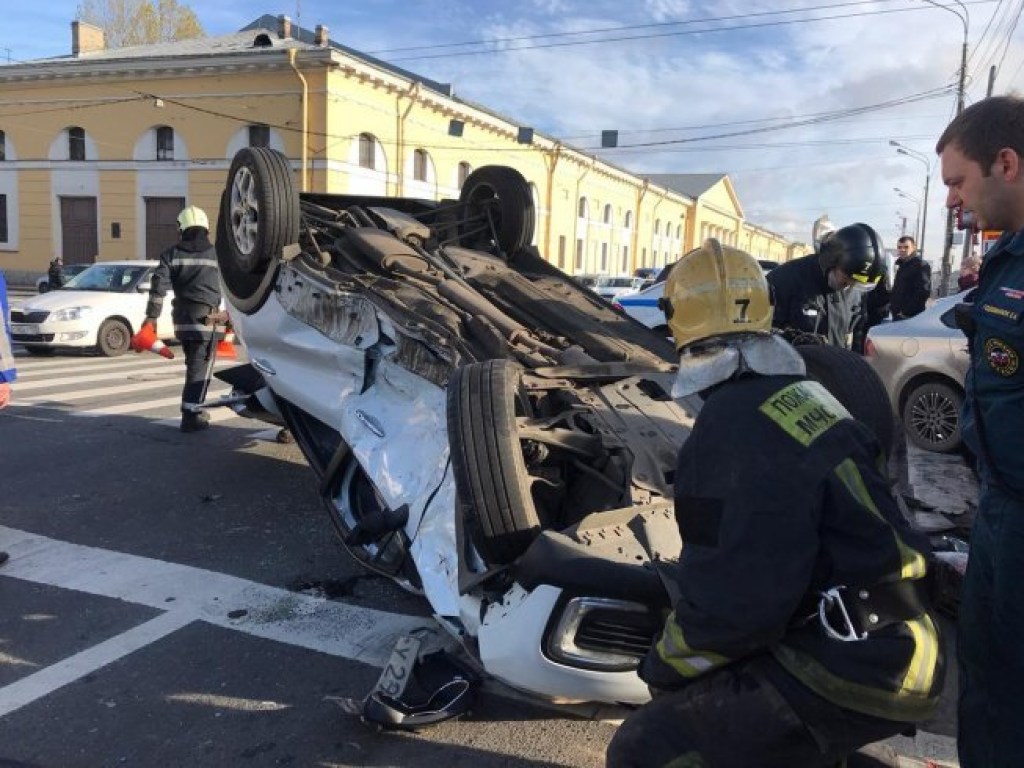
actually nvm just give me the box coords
[13,363,183,392]
[0,612,194,718]
[74,391,229,417]
[19,377,189,404]
[0,527,432,691]
[12,355,176,372]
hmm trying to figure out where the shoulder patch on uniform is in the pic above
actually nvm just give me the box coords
[985,337,1019,377]
[759,380,850,447]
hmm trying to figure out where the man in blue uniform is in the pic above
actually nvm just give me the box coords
[143,205,222,432]
[767,223,883,348]
[936,95,1024,768]
[606,240,943,768]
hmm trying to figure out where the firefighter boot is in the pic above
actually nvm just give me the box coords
[180,409,211,433]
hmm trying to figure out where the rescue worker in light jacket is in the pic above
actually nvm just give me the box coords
[606,240,944,768]
[143,205,221,432]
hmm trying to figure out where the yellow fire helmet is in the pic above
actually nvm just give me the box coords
[661,238,772,351]
[177,205,209,232]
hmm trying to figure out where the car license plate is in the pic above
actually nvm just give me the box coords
[370,634,422,699]
[10,323,38,335]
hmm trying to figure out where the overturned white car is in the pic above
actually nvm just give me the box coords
[212,148,892,713]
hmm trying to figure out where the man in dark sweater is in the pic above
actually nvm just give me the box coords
[890,236,931,320]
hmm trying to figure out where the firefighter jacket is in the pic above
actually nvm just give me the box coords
[890,255,931,320]
[767,253,856,348]
[641,372,944,723]
[146,233,222,342]
[962,230,1024,498]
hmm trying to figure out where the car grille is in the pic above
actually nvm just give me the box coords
[12,333,55,343]
[11,310,50,323]
[574,607,661,658]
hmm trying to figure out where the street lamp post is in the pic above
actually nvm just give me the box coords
[921,0,969,295]
[894,187,922,243]
[890,141,932,259]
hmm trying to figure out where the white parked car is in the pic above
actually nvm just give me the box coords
[593,275,650,300]
[10,260,174,356]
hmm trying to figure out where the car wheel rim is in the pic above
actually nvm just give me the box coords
[335,459,386,558]
[909,391,959,445]
[107,327,128,352]
[230,165,259,256]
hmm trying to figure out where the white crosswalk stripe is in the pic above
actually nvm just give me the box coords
[5,348,262,433]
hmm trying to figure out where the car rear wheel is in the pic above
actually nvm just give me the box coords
[216,147,299,314]
[447,359,544,565]
[796,343,895,457]
[458,166,535,258]
[902,380,963,453]
[97,318,131,357]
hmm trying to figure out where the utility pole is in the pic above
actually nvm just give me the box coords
[939,34,969,296]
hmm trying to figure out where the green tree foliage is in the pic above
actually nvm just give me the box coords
[77,0,204,48]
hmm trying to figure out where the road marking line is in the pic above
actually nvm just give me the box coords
[19,377,189,404]
[0,612,194,718]
[73,392,229,417]
[12,355,174,372]
[0,526,432,669]
[13,364,183,391]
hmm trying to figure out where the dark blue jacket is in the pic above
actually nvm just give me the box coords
[890,255,931,319]
[963,231,1024,497]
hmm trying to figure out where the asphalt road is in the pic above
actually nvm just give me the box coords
[0,322,967,767]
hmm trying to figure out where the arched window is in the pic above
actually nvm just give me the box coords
[359,133,376,169]
[413,148,429,181]
[68,126,86,161]
[578,197,588,219]
[156,126,174,161]
[457,161,471,188]
[676,224,682,239]
[624,211,633,229]
[603,204,612,224]
[654,219,661,236]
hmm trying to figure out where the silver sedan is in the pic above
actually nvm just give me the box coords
[865,291,970,453]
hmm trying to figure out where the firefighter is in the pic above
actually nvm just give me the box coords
[142,205,221,432]
[606,240,944,768]
[767,222,883,348]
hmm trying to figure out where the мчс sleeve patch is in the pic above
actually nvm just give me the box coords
[758,380,850,447]
[675,495,724,547]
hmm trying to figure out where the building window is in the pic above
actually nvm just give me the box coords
[0,194,7,242]
[676,224,682,239]
[69,126,86,160]
[457,161,471,188]
[603,204,612,224]
[359,133,376,169]
[578,197,588,219]
[575,239,583,270]
[624,211,633,229]
[654,219,661,236]
[156,126,174,161]
[622,246,629,273]
[601,242,608,272]
[0,130,5,162]
[558,235,566,269]
[249,124,270,148]
[413,148,428,182]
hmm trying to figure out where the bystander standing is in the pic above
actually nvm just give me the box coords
[890,236,932,319]
[936,94,1024,768]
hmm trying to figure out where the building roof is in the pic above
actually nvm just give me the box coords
[646,173,726,199]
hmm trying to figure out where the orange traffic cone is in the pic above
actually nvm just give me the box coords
[215,328,237,360]
[130,324,175,360]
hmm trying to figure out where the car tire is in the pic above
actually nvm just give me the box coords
[458,165,535,258]
[97,318,131,357]
[447,358,542,565]
[217,148,297,314]
[795,343,895,457]
[23,345,55,356]
[902,380,964,453]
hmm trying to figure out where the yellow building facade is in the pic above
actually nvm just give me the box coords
[0,15,809,284]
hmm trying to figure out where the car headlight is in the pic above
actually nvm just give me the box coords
[51,306,93,322]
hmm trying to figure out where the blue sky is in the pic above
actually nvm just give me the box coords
[2,0,1019,263]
